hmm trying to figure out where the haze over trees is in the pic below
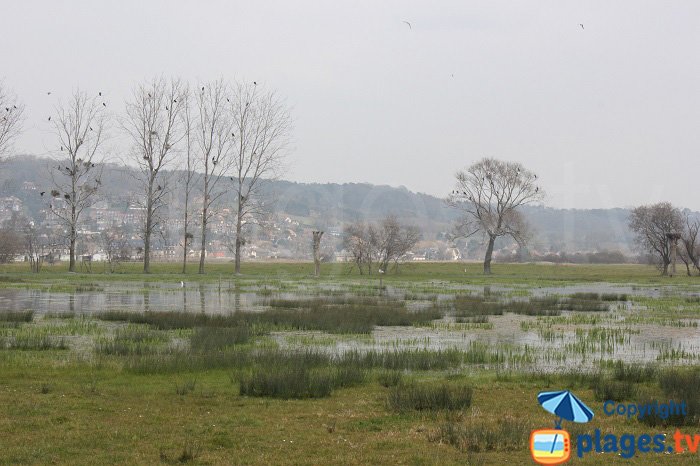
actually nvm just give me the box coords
[447,158,542,274]
[47,89,107,272]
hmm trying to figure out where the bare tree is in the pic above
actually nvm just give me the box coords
[375,215,421,273]
[195,80,235,273]
[24,223,50,273]
[123,77,187,273]
[229,81,292,274]
[0,81,24,159]
[679,214,700,276]
[343,221,373,275]
[629,202,684,275]
[100,225,129,273]
[47,89,107,272]
[312,230,324,277]
[0,227,23,263]
[179,89,198,273]
[343,216,420,275]
[447,158,542,274]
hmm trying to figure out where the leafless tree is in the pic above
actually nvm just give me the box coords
[447,158,542,274]
[195,80,235,273]
[0,227,23,263]
[23,223,50,273]
[229,81,292,274]
[679,214,700,276]
[343,216,420,275]
[0,81,24,159]
[123,77,187,273]
[179,89,198,273]
[100,225,129,273]
[629,202,684,275]
[375,215,421,273]
[47,89,107,272]
[343,221,373,275]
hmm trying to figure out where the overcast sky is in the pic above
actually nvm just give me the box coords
[3,1,700,209]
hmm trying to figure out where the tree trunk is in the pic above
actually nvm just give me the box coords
[234,214,242,275]
[199,206,207,274]
[483,235,496,275]
[182,202,189,274]
[69,227,76,272]
[661,261,669,276]
[144,200,152,274]
[312,231,323,277]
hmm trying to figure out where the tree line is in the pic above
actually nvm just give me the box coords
[0,78,291,274]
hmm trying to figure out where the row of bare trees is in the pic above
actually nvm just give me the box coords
[629,202,700,276]
[343,216,421,274]
[0,78,291,274]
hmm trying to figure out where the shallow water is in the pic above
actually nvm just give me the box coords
[2,280,700,370]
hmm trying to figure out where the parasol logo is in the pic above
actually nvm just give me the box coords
[530,390,594,465]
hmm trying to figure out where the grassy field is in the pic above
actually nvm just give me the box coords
[1,262,700,465]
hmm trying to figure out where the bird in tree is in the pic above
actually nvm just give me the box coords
[447,158,543,274]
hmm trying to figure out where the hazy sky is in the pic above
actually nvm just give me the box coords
[3,1,700,209]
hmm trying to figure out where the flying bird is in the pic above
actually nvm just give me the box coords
[402,20,412,30]
[40,191,45,196]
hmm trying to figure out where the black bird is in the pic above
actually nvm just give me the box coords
[48,116,51,121]
[579,23,584,30]
[245,102,249,107]
[226,98,230,102]
[201,86,205,92]
[173,99,177,103]
[148,93,151,98]
[230,177,234,181]
[157,185,162,190]
[91,163,95,168]
[47,91,51,95]
[231,132,235,137]
[64,194,70,200]
[165,106,169,111]
[13,105,16,109]
[102,102,106,107]
[99,92,102,96]
[5,108,8,112]
[253,81,257,85]
[90,127,93,131]
[40,191,45,196]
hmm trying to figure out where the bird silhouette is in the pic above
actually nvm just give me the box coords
[90,127,93,131]
[102,102,106,107]
[40,191,45,196]
[402,20,412,29]
[48,116,51,121]
[5,108,8,112]
[231,132,235,137]
[64,194,70,200]
[226,98,230,103]
[579,23,584,30]
[253,81,257,85]
[173,99,177,103]
[165,106,169,111]
[99,92,102,96]
[201,86,205,92]
[47,91,51,95]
